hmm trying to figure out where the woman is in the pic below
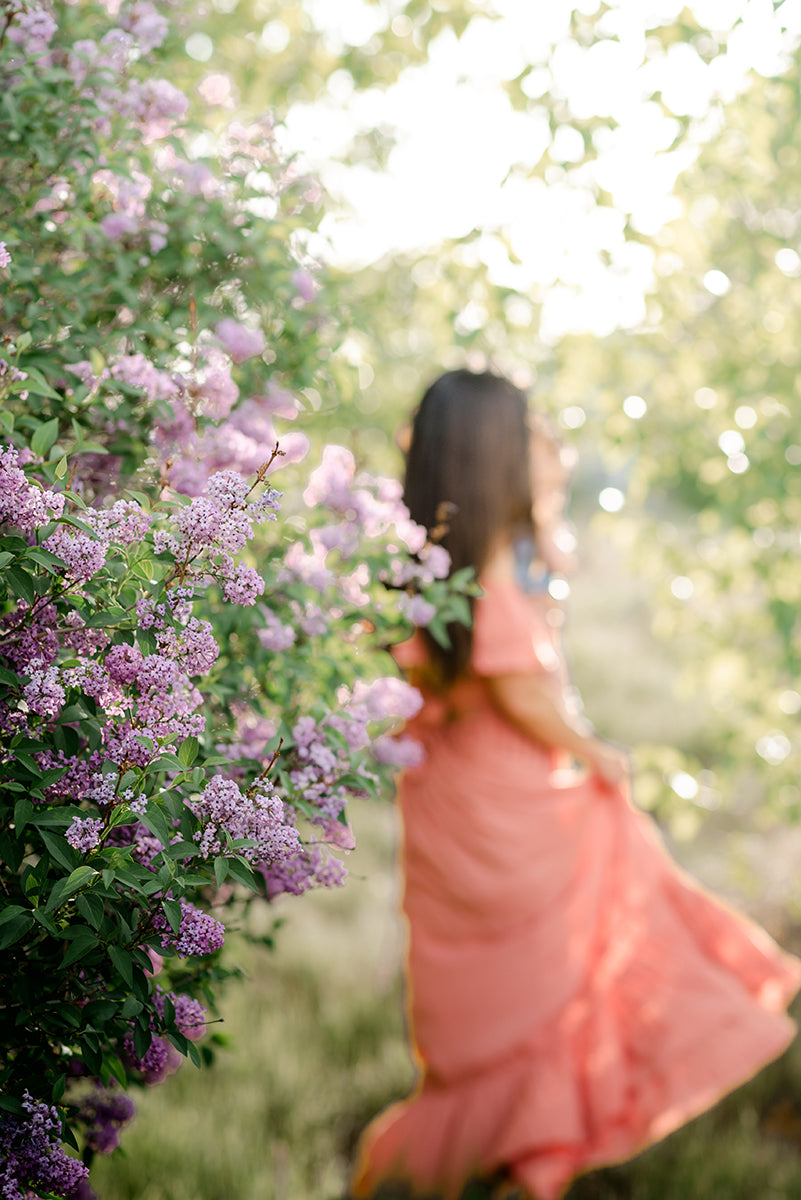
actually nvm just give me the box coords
[351,368,800,1200]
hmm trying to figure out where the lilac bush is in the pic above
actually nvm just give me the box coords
[0,1,475,1192]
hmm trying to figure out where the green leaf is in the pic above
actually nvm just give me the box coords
[121,995,143,1019]
[226,856,257,889]
[0,907,33,950]
[54,455,68,480]
[62,927,99,967]
[5,565,35,605]
[44,865,97,912]
[85,608,128,627]
[214,856,229,887]
[83,999,119,1027]
[99,1051,127,1089]
[14,797,34,835]
[178,736,199,767]
[140,804,172,848]
[133,1021,152,1060]
[39,829,80,873]
[25,547,65,572]
[76,891,105,930]
[109,944,133,986]
[161,897,182,935]
[31,418,60,459]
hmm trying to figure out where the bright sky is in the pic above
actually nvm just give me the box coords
[276,0,801,339]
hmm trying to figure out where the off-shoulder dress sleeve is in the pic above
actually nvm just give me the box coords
[471,579,560,677]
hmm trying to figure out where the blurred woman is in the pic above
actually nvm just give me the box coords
[351,367,800,1200]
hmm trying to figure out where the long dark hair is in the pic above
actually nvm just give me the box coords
[403,368,535,682]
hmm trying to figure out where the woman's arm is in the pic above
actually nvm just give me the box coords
[485,671,629,788]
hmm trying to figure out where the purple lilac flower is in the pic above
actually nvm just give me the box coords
[1,601,59,671]
[62,659,125,714]
[398,592,437,626]
[291,268,316,304]
[215,317,266,363]
[77,1089,135,1155]
[110,353,177,402]
[0,242,11,268]
[0,1093,90,1200]
[34,748,104,805]
[257,609,296,652]
[350,676,424,722]
[120,1,169,53]
[123,1031,180,1085]
[116,77,189,143]
[23,661,65,719]
[418,542,451,580]
[195,347,239,419]
[297,600,327,637]
[100,212,139,240]
[312,522,360,557]
[44,526,107,582]
[188,774,300,865]
[157,618,219,676]
[372,733,426,769]
[65,816,104,854]
[105,642,145,686]
[222,562,265,606]
[279,540,332,591]
[7,6,57,56]
[302,444,355,512]
[260,842,347,900]
[0,444,65,532]
[154,899,225,957]
[153,988,208,1041]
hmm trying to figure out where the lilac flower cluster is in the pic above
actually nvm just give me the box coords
[65,815,104,855]
[153,899,225,958]
[215,318,266,364]
[292,444,451,628]
[155,384,308,497]
[123,1028,180,1086]
[0,444,64,533]
[261,840,348,900]
[44,525,108,583]
[187,774,300,865]
[77,1088,135,1154]
[123,988,207,1086]
[23,660,66,719]
[0,1093,90,1200]
[0,242,11,269]
[177,470,280,555]
[6,5,57,59]
[152,987,208,1041]
[256,608,296,652]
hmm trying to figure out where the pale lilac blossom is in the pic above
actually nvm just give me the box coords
[0,243,11,269]
[398,592,437,626]
[215,318,265,364]
[257,609,296,652]
[372,733,426,769]
[222,562,264,606]
[187,774,299,865]
[23,661,65,719]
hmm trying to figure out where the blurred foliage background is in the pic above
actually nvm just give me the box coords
[92,1,801,1196]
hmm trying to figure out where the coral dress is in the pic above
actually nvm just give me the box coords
[351,579,801,1200]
